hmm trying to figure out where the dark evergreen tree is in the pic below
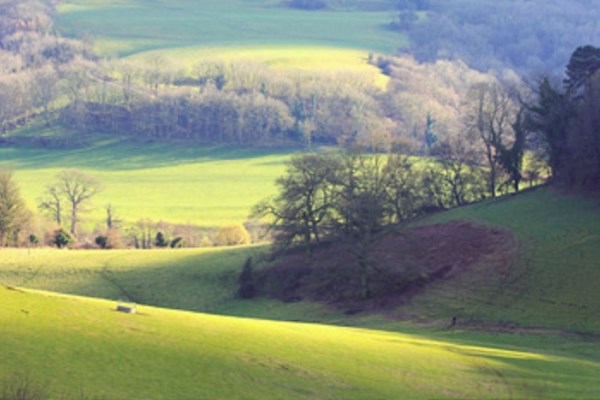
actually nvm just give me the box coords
[53,228,74,249]
[564,45,600,94]
[155,232,169,248]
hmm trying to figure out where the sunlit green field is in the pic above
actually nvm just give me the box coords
[0,245,335,321]
[55,0,399,88]
[56,0,404,57]
[0,136,290,227]
[2,286,599,399]
[131,45,390,88]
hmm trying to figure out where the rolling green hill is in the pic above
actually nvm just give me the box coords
[1,186,600,398]
[406,186,600,335]
[1,186,598,335]
[2,285,599,399]
[56,0,404,57]
[54,0,399,90]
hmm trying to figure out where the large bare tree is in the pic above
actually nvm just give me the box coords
[464,81,524,197]
[55,170,102,236]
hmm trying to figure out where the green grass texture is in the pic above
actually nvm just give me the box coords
[407,186,600,335]
[2,286,599,399]
[0,136,291,227]
[56,0,405,57]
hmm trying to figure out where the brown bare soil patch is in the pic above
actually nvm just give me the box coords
[257,221,517,313]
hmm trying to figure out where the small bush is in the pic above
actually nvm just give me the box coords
[95,235,108,249]
[53,228,73,249]
[94,229,123,249]
[200,237,213,248]
[215,224,251,247]
[170,237,184,248]
[28,234,39,247]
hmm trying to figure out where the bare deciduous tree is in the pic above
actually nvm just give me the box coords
[54,170,102,236]
[38,185,62,225]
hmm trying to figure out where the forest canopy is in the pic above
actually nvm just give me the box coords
[391,0,600,74]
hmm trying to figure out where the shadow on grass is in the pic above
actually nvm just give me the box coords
[0,135,295,171]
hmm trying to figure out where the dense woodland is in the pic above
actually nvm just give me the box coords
[289,0,600,75]
[392,0,600,75]
[0,0,93,133]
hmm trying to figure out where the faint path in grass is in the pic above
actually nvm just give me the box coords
[99,256,142,304]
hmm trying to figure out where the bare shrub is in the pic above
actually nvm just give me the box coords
[215,224,251,246]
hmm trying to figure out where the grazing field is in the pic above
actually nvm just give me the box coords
[1,187,600,399]
[56,0,404,57]
[2,286,599,400]
[0,135,291,227]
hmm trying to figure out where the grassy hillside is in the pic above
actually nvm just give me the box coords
[54,0,400,89]
[1,186,598,334]
[130,45,390,89]
[404,186,600,334]
[0,134,290,227]
[2,286,599,399]
[56,0,404,57]
[0,245,341,321]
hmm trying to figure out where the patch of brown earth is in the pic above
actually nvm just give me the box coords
[258,221,517,313]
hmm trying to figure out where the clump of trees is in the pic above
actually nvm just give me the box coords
[0,0,94,133]
[54,53,508,153]
[215,224,251,247]
[253,151,492,299]
[528,45,600,188]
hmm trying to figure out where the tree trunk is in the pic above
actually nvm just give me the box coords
[70,204,77,236]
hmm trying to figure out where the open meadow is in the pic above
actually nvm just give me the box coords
[56,0,404,57]
[0,133,290,228]
[2,286,599,399]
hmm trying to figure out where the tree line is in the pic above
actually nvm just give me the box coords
[527,45,600,188]
[1,0,530,155]
[0,167,257,249]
